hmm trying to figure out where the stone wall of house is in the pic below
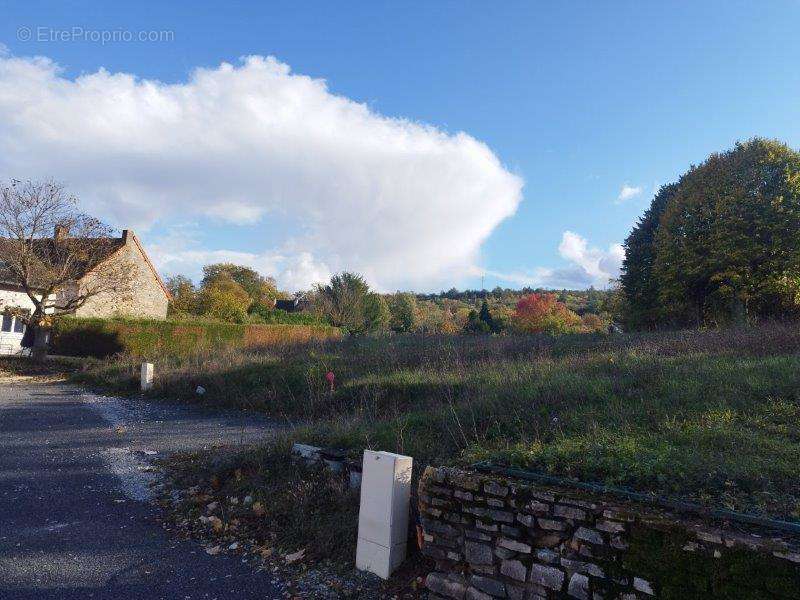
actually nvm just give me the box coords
[419,467,800,600]
[74,233,168,320]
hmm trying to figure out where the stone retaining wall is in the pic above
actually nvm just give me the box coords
[419,466,800,599]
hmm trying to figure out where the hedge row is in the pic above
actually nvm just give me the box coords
[49,317,341,359]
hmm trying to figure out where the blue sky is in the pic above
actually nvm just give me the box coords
[1,1,799,291]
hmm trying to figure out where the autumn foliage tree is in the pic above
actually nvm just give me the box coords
[512,292,581,334]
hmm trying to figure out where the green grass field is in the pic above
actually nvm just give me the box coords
[76,323,800,521]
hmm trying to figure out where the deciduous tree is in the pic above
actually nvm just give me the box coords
[166,275,198,315]
[389,292,418,332]
[512,292,581,334]
[622,138,800,327]
[202,263,281,305]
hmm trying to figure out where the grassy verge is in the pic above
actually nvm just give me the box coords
[77,323,800,521]
[0,355,82,379]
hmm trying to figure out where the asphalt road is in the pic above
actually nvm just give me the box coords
[0,380,286,600]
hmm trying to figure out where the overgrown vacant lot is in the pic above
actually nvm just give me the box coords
[77,323,800,521]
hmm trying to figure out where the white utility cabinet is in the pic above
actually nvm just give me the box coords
[355,450,413,579]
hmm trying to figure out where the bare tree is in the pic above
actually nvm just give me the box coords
[0,180,133,359]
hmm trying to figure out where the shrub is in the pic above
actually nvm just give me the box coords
[50,317,341,359]
[248,305,322,326]
[197,276,251,323]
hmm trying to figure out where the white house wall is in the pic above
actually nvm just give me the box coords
[0,286,51,355]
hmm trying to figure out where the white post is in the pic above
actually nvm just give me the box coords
[140,362,154,391]
[355,450,412,579]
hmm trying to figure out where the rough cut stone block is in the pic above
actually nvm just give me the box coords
[602,508,635,522]
[773,550,800,563]
[538,518,567,531]
[424,467,445,483]
[488,509,515,523]
[516,514,535,527]
[554,504,587,520]
[561,558,604,578]
[530,563,565,590]
[536,533,566,548]
[454,490,474,501]
[423,546,450,560]
[466,587,493,600]
[426,572,468,599]
[567,573,590,600]
[465,529,492,541]
[470,575,506,597]
[562,498,597,510]
[535,548,560,564]
[465,541,494,565]
[430,485,454,496]
[696,530,723,544]
[500,559,528,581]
[633,577,655,595]
[505,585,526,600]
[494,546,516,559]
[595,520,625,533]
[610,535,628,550]
[465,506,488,517]
[450,471,481,491]
[574,527,604,545]
[487,498,505,508]
[497,538,532,553]
[476,521,498,532]
[526,500,550,514]
[471,564,497,576]
[501,525,521,537]
[530,490,555,502]
[485,481,509,497]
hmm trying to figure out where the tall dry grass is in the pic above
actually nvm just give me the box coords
[76,322,800,519]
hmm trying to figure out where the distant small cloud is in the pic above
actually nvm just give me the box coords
[483,231,623,289]
[616,183,643,204]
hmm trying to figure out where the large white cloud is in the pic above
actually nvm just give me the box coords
[0,53,523,290]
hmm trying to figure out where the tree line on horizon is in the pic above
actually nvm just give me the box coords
[165,267,613,335]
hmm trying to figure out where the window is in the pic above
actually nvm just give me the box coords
[13,318,25,333]
[1,315,11,332]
